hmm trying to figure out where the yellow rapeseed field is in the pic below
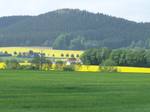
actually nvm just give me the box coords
[0,62,6,69]
[0,47,84,58]
[117,66,150,74]
[1,61,150,73]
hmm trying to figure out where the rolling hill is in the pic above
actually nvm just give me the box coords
[0,9,150,50]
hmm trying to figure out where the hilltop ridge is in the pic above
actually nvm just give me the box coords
[0,9,150,49]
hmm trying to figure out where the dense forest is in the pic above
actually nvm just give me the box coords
[81,48,150,67]
[0,9,150,50]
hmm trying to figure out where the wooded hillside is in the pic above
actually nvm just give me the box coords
[0,9,150,50]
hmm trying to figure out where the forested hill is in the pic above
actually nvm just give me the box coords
[0,9,150,50]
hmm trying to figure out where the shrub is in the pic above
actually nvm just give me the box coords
[18,65,37,70]
[101,66,117,72]
[5,59,20,70]
[55,60,64,71]
[63,65,75,71]
[101,59,117,72]
[101,59,117,66]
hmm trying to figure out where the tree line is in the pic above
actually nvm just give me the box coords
[0,56,75,71]
[81,48,150,67]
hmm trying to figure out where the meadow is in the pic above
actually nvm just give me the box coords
[0,71,150,112]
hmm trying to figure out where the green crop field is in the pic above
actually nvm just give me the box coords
[0,71,150,112]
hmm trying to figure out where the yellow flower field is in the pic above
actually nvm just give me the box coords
[1,61,150,73]
[0,47,84,58]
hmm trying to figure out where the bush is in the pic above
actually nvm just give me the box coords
[101,66,117,72]
[55,60,64,71]
[63,65,75,71]
[101,59,117,66]
[17,65,38,70]
[101,59,117,72]
[5,59,20,70]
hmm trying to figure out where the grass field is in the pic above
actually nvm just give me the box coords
[0,71,150,112]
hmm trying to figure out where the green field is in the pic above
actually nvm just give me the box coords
[0,71,150,112]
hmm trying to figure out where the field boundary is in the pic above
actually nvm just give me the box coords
[1,62,150,74]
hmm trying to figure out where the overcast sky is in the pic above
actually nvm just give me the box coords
[0,0,149,22]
